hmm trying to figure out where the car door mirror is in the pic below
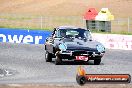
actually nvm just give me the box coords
[46,37,49,42]
[46,36,52,41]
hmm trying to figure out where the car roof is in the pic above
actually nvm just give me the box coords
[57,26,88,30]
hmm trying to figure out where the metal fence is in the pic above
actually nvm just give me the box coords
[0,14,132,33]
[111,18,132,33]
[0,14,85,30]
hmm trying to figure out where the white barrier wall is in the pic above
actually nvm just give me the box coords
[92,33,132,50]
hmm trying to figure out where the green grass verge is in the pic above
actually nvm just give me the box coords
[0,26,131,35]
[0,26,52,31]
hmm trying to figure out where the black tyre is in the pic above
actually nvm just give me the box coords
[55,54,62,65]
[94,57,101,65]
[45,51,52,62]
[76,75,86,85]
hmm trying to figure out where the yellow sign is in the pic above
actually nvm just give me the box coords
[95,8,114,21]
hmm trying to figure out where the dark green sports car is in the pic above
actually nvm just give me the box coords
[45,26,105,65]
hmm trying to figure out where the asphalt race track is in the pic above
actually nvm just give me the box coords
[0,42,132,84]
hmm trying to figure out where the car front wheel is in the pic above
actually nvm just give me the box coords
[45,51,52,62]
[94,57,101,65]
[55,54,62,65]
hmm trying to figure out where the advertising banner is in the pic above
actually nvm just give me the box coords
[0,28,51,44]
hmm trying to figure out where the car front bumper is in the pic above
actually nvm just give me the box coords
[56,50,105,60]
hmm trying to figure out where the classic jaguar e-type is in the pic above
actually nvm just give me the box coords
[45,26,105,65]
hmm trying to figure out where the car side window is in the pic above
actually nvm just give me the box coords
[52,29,61,38]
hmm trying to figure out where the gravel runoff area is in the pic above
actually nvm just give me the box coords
[0,42,132,87]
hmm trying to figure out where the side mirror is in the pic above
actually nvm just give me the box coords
[45,37,49,42]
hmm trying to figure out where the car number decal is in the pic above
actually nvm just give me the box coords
[75,56,88,61]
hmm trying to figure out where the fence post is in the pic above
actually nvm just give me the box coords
[82,18,86,29]
[128,17,130,33]
[40,16,43,29]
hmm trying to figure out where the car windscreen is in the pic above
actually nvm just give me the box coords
[57,29,92,39]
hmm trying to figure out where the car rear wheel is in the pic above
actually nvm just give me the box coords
[94,57,101,65]
[55,54,62,65]
[45,51,52,62]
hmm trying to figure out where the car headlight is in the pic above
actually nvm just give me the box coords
[96,44,105,52]
[59,43,67,51]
